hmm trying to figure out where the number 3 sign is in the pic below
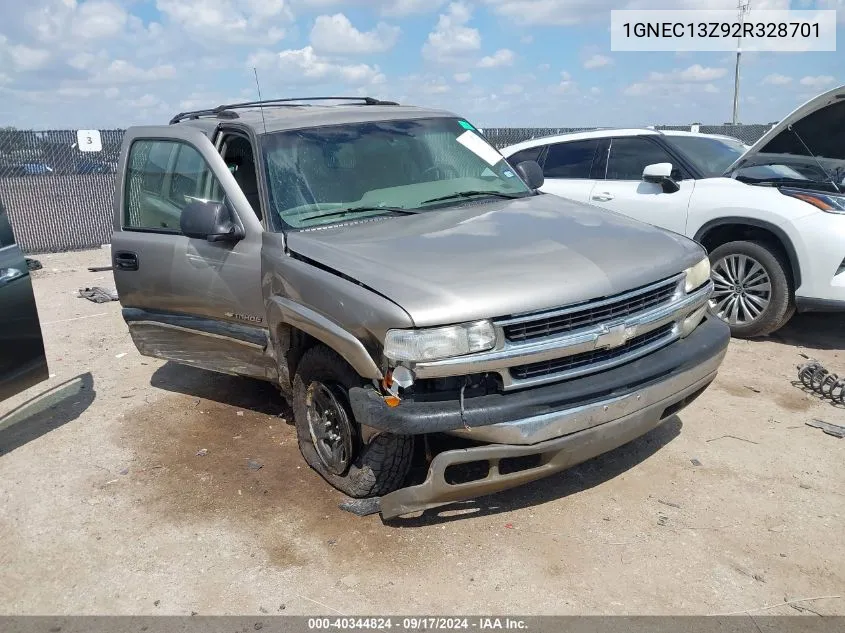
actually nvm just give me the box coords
[77,129,102,153]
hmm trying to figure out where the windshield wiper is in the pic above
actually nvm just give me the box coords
[420,190,527,205]
[787,124,842,194]
[300,206,418,222]
[735,175,840,192]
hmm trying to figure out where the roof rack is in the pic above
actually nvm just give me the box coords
[169,96,400,125]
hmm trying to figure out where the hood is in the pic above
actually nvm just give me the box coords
[725,84,845,176]
[286,195,705,327]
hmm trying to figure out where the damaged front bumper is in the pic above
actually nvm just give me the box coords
[349,317,730,520]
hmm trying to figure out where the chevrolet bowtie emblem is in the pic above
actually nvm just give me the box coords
[595,324,632,350]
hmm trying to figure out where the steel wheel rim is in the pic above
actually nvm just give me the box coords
[709,254,772,326]
[305,382,354,475]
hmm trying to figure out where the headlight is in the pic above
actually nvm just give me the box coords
[684,257,711,293]
[781,188,845,214]
[384,320,496,362]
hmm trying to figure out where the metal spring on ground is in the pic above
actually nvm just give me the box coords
[797,361,845,405]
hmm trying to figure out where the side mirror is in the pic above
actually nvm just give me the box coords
[514,160,544,190]
[642,162,680,193]
[180,199,243,243]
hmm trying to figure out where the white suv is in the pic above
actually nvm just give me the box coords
[502,85,845,337]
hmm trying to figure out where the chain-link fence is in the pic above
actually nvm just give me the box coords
[0,129,122,254]
[0,124,774,254]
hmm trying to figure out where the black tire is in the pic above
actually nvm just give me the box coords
[292,345,413,498]
[708,240,794,338]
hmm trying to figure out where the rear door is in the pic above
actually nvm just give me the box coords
[537,139,603,203]
[111,125,272,380]
[586,136,694,235]
[0,199,48,401]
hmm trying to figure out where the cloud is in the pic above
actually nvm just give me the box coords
[557,72,577,93]
[538,63,551,71]
[70,1,128,40]
[420,78,451,94]
[799,75,836,89]
[502,83,523,94]
[90,60,178,84]
[6,43,51,71]
[583,54,612,69]
[649,64,727,82]
[155,0,292,45]
[623,82,650,97]
[382,0,448,15]
[421,2,481,63]
[762,73,792,85]
[624,64,727,99]
[816,0,845,23]
[299,0,448,15]
[481,0,792,26]
[124,93,168,109]
[310,13,400,54]
[623,81,719,97]
[251,46,385,85]
[478,48,514,68]
[453,72,472,83]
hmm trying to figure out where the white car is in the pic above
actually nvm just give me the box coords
[502,85,845,337]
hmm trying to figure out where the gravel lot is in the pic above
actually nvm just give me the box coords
[1,248,843,616]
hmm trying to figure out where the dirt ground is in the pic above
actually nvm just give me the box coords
[1,248,843,616]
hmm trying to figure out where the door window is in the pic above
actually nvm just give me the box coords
[124,140,224,232]
[0,203,15,248]
[543,140,599,179]
[605,137,675,181]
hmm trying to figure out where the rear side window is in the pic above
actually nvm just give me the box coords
[606,137,675,181]
[507,146,544,166]
[543,140,599,179]
[124,140,223,232]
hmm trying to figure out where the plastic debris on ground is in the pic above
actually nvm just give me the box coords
[77,286,119,303]
[338,497,381,516]
[806,419,845,439]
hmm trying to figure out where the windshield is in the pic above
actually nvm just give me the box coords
[664,135,746,177]
[261,117,531,230]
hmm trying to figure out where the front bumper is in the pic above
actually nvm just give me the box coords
[358,317,730,520]
[789,210,845,308]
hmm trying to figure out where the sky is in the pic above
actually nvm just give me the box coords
[0,0,843,130]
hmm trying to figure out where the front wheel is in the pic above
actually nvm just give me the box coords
[708,240,794,338]
[292,345,413,498]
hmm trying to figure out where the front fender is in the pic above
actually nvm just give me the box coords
[265,296,383,381]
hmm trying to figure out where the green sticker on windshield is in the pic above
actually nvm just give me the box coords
[458,120,475,130]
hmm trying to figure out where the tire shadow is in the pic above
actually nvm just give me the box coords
[768,313,845,351]
[149,361,289,417]
[384,415,683,527]
[0,372,95,456]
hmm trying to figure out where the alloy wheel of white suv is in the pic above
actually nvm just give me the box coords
[707,241,795,337]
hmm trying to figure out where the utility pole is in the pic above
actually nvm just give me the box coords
[732,0,751,125]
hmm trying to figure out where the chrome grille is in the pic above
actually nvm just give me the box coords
[510,324,675,381]
[502,277,679,342]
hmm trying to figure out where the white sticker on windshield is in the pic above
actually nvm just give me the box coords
[456,130,503,167]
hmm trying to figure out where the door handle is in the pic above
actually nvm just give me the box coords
[0,267,24,285]
[114,251,139,272]
[591,192,614,202]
